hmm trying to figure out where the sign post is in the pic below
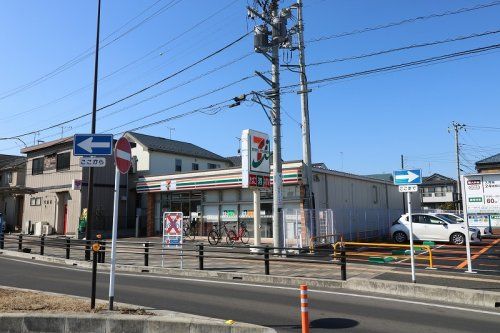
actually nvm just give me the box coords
[108,137,131,310]
[394,169,422,283]
[241,129,270,253]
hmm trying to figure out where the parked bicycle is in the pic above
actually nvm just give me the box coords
[183,218,198,241]
[226,221,249,245]
[207,222,235,246]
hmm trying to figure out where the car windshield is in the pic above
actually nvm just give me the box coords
[436,214,460,224]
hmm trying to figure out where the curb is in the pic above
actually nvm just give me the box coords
[1,249,499,309]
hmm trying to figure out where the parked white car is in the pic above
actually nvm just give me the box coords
[430,212,492,236]
[390,213,481,245]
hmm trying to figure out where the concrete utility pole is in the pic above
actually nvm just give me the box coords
[296,0,313,212]
[450,122,466,211]
[248,0,286,251]
[85,0,102,260]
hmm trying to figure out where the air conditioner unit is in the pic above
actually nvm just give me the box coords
[42,224,53,235]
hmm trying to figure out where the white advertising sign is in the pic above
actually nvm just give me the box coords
[241,129,271,188]
[463,174,500,214]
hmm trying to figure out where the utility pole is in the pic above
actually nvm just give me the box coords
[248,0,288,251]
[401,154,406,214]
[449,122,466,212]
[296,0,313,212]
[85,0,102,260]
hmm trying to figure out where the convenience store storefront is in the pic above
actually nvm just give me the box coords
[136,162,303,238]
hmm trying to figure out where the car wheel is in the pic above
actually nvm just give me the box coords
[393,231,408,243]
[450,232,465,245]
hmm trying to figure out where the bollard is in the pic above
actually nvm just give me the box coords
[91,243,99,310]
[264,246,270,275]
[66,238,71,259]
[18,234,22,252]
[85,240,91,261]
[198,244,204,270]
[99,241,106,263]
[144,242,149,267]
[300,285,309,333]
[40,235,45,256]
[340,248,347,281]
[0,232,4,250]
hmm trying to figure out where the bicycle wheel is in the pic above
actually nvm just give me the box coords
[226,230,237,246]
[208,230,220,246]
[240,228,250,244]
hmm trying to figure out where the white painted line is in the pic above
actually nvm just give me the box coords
[116,149,131,161]
[1,256,499,317]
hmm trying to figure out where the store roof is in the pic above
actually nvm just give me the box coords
[126,132,228,162]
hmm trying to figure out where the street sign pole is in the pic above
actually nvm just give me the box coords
[407,191,416,283]
[461,175,475,273]
[108,167,120,310]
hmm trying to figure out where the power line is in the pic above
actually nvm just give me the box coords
[95,31,251,112]
[306,29,500,67]
[0,0,241,122]
[307,0,500,43]
[0,0,182,101]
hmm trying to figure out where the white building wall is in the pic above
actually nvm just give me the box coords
[148,151,231,175]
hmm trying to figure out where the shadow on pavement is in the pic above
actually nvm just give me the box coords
[310,318,359,329]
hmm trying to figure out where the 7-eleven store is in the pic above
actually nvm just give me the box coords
[136,162,303,239]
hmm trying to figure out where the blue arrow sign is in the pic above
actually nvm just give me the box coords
[393,169,422,185]
[73,134,113,156]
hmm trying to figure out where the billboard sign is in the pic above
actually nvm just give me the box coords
[462,174,500,214]
[241,129,271,188]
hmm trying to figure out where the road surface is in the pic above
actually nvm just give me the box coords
[0,255,499,332]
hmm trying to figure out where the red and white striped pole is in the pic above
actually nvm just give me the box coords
[300,284,309,333]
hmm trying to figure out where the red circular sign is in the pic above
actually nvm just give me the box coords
[114,137,132,174]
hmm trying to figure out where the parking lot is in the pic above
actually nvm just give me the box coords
[341,237,499,274]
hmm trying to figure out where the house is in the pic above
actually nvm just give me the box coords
[475,153,500,173]
[0,154,31,231]
[20,137,129,237]
[420,173,457,210]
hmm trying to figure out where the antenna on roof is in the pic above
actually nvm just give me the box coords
[167,127,175,140]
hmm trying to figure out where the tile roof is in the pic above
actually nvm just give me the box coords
[476,153,500,166]
[0,154,26,170]
[126,132,228,162]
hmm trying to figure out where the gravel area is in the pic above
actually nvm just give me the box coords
[0,288,152,315]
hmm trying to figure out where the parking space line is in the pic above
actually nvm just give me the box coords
[456,239,500,269]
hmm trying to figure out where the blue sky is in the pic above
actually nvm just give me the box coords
[1,0,499,178]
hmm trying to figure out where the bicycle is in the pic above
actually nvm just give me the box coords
[207,222,234,246]
[183,220,198,241]
[226,221,249,245]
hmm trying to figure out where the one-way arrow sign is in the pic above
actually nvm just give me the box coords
[393,169,422,185]
[73,134,113,156]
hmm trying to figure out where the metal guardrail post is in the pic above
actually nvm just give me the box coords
[91,245,98,309]
[18,234,22,252]
[100,241,106,263]
[340,247,347,281]
[66,238,70,259]
[144,241,149,267]
[264,246,270,275]
[85,240,91,261]
[198,243,204,270]
[40,235,45,256]
[0,232,4,250]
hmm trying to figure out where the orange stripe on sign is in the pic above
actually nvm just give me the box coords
[456,239,500,269]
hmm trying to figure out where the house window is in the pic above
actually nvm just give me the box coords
[56,152,70,171]
[175,159,182,172]
[207,163,219,169]
[6,172,12,184]
[30,197,42,206]
[372,185,378,204]
[192,163,199,171]
[32,157,44,175]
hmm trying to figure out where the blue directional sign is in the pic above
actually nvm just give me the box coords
[73,134,113,156]
[393,169,422,185]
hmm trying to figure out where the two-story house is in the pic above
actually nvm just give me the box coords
[0,154,30,231]
[21,137,128,237]
[420,173,458,210]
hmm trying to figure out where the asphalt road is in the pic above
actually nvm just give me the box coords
[1,256,499,332]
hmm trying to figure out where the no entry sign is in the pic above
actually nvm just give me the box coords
[114,137,131,174]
